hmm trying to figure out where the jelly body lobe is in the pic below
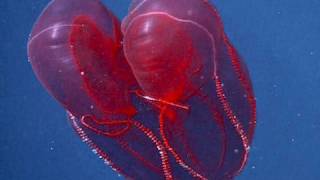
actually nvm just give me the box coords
[122,0,256,179]
[122,0,223,101]
[27,0,125,119]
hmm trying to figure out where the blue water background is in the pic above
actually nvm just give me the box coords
[1,0,319,179]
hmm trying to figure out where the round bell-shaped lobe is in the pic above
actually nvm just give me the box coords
[28,0,135,119]
[122,0,256,179]
[122,0,224,102]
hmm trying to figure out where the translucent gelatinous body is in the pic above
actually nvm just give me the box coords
[28,0,256,179]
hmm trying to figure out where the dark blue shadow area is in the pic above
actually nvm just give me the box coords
[0,0,319,180]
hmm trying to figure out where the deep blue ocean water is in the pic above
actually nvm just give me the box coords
[1,0,319,179]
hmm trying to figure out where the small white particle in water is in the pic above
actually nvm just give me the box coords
[90,105,94,109]
[50,147,54,151]
[252,165,256,169]
[310,51,314,55]
[234,149,239,154]
[297,113,301,117]
[80,71,85,75]
[291,138,295,142]
[92,149,97,154]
